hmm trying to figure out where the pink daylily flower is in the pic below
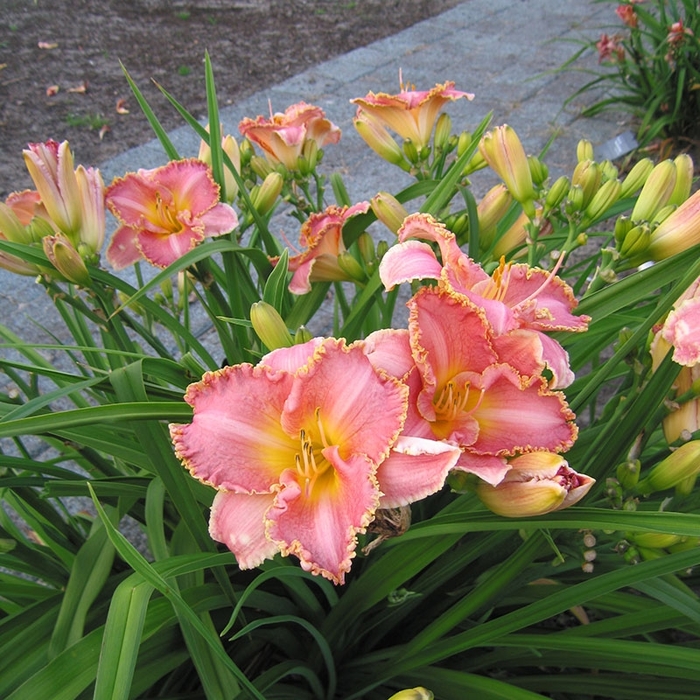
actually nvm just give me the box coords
[351,81,474,150]
[105,159,238,269]
[274,202,370,294]
[170,337,459,584]
[239,102,341,170]
[366,288,578,485]
[657,277,700,367]
[379,213,588,387]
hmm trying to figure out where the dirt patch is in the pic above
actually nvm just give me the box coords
[0,0,466,198]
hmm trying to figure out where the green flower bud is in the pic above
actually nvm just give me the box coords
[434,113,452,151]
[357,231,375,265]
[616,459,640,490]
[576,139,594,163]
[251,172,284,215]
[370,192,409,234]
[43,233,90,286]
[582,178,622,225]
[572,160,601,209]
[618,223,651,259]
[387,688,434,700]
[637,440,700,495]
[669,153,694,206]
[250,301,293,351]
[631,160,677,222]
[337,251,366,282]
[294,325,313,345]
[565,185,585,215]
[402,138,419,164]
[376,239,389,260]
[614,216,635,245]
[457,131,472,157]
[544,175,570,214]
[619,158,654,198]
[528,154,549,187]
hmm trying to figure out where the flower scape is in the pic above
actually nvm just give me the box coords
[3,66,700,699]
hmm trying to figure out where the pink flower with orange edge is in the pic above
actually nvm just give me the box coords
[379,213,589,387]
[650,277,700,444]
[364,288,578,486]
[239,102,341,171]
[169,337,460,584]
[616,4,638,28]
[275,202,370,295]
[351,80,474,151]
[105,159,238,270]
[475,452,595,517]
[596,33,625,63]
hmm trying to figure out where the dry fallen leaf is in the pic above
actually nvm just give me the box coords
[38,41,58,50]
[67,81,88,94]
[0,64,7,71]
[46,85,60,96]
[115,98,129,114]
[99,124,111,141]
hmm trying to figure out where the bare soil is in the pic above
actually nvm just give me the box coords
[0,0,466,199]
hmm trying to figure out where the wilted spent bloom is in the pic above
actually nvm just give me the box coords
[616,4,638,28]
[475,452,595,517]
[668,19,693,48]
[351,80,473,151]
[479,125,536,217]
[0,190,49,275]
[239,102,341,171]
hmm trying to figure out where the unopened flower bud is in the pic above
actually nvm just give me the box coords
[614,216,635,245]
[251,172,284,215]
[651,203,677,227]
[582,178,622,225]
[250,301,293,350]
[337,251,366,282]
[479,125,536,216]
[477,184,512,249]
[354,112,409,170]
[25,216,56,244]
[376,239,389,260]
[637,440,700,494]
[356,231,375,265]
[43,233,91,286]
[457,131,472,157]
[370,192,409,234]
[294,325,313,345]
[528,155,549,187]
[565,185,585,215]
[297,139,319,176]
[387,688,434,700]
[616,459,640,489]
[544,176,570,214]
[618,223,651,259]
[475,452,595,517]
[669,154,694,206]
[628,532,685,549]
[631,159,677,222]
[600,160,619,182]
[433,113,452,151]
[620,158,654,198]
[250,155,274,179]
[648,188,700,260]
[402,138,420,164]
[572,160,601,209]
[576,139,594,163]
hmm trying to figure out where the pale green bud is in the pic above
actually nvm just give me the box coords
[528,154,549,187]
[250,301,293,351]
[565,185,585,215]
[631,159,677,222]
[582,178,622,225]
[434,113,452,152]
[251,172,284,215]
[637,440,700,494]
[618,223,651,259]
[544,176,570,214]
[576,139,594,163]
[376,239,389,260]
[402,138,420,164]
[614,216,635,245]
[250,155,274,179]
[600,159,619,182]
[457,131,472,157]
[370,192,409,234]
[357,231,375,266]
[43,233,90,286]
[294,325,313,345]
[619,158,654,198]
[669,153,694,206]
[616,460,640,490]
[387,689,434,700]
[337,251,366,282]
[572,160,601,209]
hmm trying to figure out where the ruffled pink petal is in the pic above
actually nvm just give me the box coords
[537,332,575,388]
[137,227,204,268]
[281,339,407,465]
[409,286,497,398]
[269,451,380,584]
[376,436,461,508]
[471,365,577,455]
[154,159,222,217]
[199,203,239,238]
[105,172,164,231]
[363,328,415,380]
[454,451,511,485]
[288,258,315,294]
[398,213,465,267]
[379,240,443,290]
[262,338,324,374]
[169,363,296,492]
[209,490,279,569]
[106,225,143,269]
[662,297,700,366]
